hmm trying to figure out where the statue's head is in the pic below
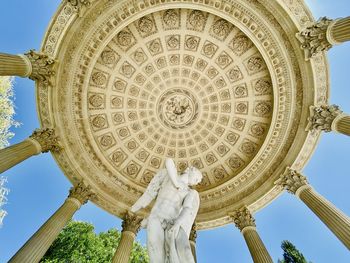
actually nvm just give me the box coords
[185,166,203,186]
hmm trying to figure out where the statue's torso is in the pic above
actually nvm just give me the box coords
[150,177,189,221]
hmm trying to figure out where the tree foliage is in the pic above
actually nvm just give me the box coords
[0,76,19,149]
[278,240,310,263]
[41,221,149,263]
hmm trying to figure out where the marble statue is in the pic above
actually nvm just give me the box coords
[131,158,203,263]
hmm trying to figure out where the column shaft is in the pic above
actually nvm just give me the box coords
[0,139,40,173]
[299,187,350,249]
[112,231,135,263]
[330,17,350,43]
[190,240,197,263]
[334,115,350,136]
[0,53,30,77]
[242,228,273,263]
[9,198,80,263]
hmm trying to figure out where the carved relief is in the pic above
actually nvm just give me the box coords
[136,15,157,37]
[211,18,233,40]
[306,105,342,132]
[230,35,252,56]
[25,50,56,84]
[163,9,180,29]
[68,182,95,205]
[187,10,207,31]
[275,168,309,195]
[296,17,333,59]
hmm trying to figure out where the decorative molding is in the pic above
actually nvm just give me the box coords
[296,17,333,60]
[275,167,309,195]
[306,105,343,132]
[67,0,92,17]
[24,50,56,84]
[29,128,61,153]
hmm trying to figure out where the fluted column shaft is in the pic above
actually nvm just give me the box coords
[0,50,55,83]
[299,186,350,249]
[231,207,273,263]
[242,227,273,263]
[0,139,40,173]
[328,16,350,44]
[277,168,350,250]
[333,115,350,136]
[112,213,142,263]
[0,53,30,77]
[112,231,136,263]
[9,198,80,263]
[0,128,59,174]
[9,183,93,263]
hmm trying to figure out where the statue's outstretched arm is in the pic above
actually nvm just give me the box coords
[165,158,180,188]
[131,168,166,213]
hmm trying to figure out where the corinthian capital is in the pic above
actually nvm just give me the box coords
[306,105,343,132]
[29,128,61,153]
[24,50,55,84]
[68,182,95,205]
[275,168,309,195]
[189,224,197,242]
[296,17,333,59]
[230,207,255,231]
[121,212,142,234]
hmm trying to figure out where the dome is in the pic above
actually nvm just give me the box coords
[37,0,328,229]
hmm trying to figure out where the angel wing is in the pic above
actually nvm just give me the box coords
[131,168,167,213]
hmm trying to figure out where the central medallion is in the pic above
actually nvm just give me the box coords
[158,88,199,129]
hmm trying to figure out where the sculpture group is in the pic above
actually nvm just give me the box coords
[131,158,203,263]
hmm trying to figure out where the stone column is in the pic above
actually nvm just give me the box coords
[112,213,142,263]
[230,207,273,263]
[306,105,350,136]
[276,168,350,250]
[189,224,197,263]
[0,50,55,83]
[9,182,94,263]
[297,16,350,59]
[0,128,60,174]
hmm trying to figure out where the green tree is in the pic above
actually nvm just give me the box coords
[41,221,149,263]
[0,76,18,227]
[278,240,310,263]
[0,76,19,149]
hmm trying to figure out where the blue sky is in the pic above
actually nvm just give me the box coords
[0,0,349,262]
